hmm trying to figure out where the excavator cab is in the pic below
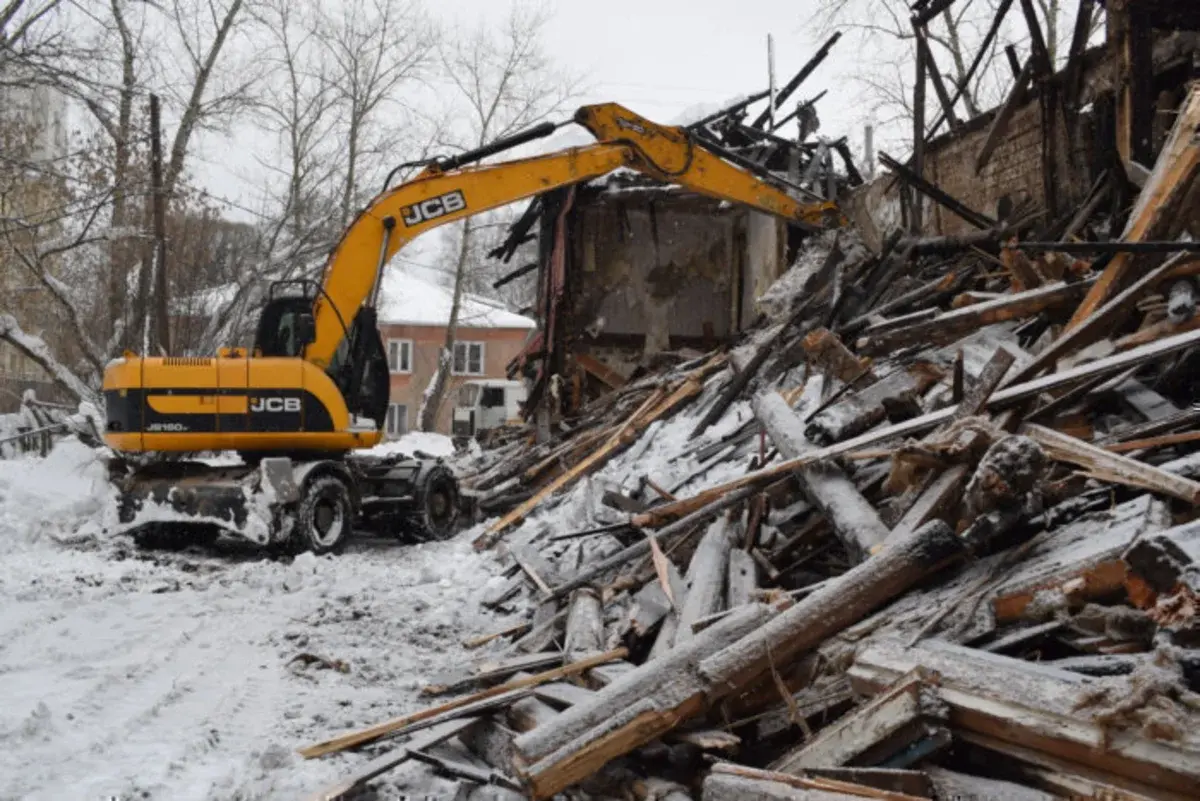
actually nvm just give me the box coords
[254,281,390,432]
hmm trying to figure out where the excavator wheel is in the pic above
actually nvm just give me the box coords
[289,475,353,555]
[407,463,459,542]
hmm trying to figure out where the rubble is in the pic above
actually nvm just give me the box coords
[296,9,1200,801]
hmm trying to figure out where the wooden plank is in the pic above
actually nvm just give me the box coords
[1069,85,1200,328]
[423,652,564,696]
[628,327,1200,536]
[925,766,1056,801]
[479,358,723,545]
[1022,423,1200,504]
[727,548,759,608]
[511,521,965,799]
[707,763,929,801]
[855,279,1091,357]
[851,638,1200,798]
[805,768,931,799]
[563,586,604,661]
[975,57,1034,174]
[302,717,478,801]
[1122,519,1200,594]
[1005,251,1191,385]
[574,352,626,389]
[771,671,947,773]
[299,647,628,759]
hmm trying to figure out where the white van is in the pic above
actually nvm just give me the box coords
[452,379,527,439]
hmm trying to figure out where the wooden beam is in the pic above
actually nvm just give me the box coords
[755,391,890,559]
[1021,423,1200,505]
[298,648,628,759]
[674,519,736,647]
[1070,85,1200,327]
[1005,251,1190,385]
[914,23,960,131]
[511,521,964,799]
[706,763,931,801]
[975,57,1035,174]
[881,152,997,231]
[912,40,927,234]
[856,279,1091,356]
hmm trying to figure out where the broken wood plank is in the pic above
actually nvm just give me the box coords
[303,717,479,801]
[1122,519,1200,594]
[511,521,964,799]
[755,390,890,559]
[424,652,564,696]
[706,763,929,801]
[1005,251,1191,385]
[1069,85,1200,327]
[805,768,931,799]
[514,600,562,654]
[1022,423,1200,504]
[805,366,934,446]
[480,358,723,545]
[574,352,626,389]
[880,151,996,231]
[851,637,1200,798]
[299,647,628,759]
[989,494,1168,622]
[771,670,948,774]
[857,279,1093,356]
[627,327,1200,534]
[925,766,1055,801]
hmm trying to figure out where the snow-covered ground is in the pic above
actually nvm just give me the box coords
[0,439,515,801]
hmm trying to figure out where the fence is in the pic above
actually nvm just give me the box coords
[0,394,93,459]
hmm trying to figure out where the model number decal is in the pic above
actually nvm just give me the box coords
[401,190,466,227]
[147,422,187,432]
[251,397,301,413]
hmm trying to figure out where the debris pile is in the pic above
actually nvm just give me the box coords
[297,82,1200,801]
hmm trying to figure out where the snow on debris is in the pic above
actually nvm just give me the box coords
[0,440,520,801]
[378,266,535,329]
[365,430,457,459]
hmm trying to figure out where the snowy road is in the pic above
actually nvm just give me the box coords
[0,440,512,801]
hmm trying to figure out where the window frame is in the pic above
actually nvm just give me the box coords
[385,403,408,437]
[387,338,413,374]
[451,340,485,376]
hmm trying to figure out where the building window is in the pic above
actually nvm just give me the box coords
[452,341,484,376]
[387,339,412,373]
[386,403,408,437]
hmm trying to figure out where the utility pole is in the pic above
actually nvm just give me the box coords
[149,93,169,354]
[767,34,777,131]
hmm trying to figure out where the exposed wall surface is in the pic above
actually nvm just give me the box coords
[378,323,531,435]
[565,189,786,363]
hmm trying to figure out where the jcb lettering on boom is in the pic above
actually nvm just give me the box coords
[401,190,466,227]
[251,397,301,413]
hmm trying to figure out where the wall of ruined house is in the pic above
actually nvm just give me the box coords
[564,191,789,374]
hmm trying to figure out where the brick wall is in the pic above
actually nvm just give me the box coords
[378,322,532,435]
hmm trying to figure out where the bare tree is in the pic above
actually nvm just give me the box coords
[417,0,579,432]
[320,0,436,225]
[808,0,1084,154]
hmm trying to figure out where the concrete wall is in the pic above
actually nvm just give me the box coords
[378,322,530,435]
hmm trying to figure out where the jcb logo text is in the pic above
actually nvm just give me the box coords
[251,397,301,413]
[401,190,466,227]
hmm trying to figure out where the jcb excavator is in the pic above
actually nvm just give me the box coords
[103,103,844,553]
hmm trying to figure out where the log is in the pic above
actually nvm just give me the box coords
[856,279,1092,357]
[755,391,890,559]
[727,548,759,608]
[563,586,604,661]
[771,670,949,773]
[804,368,932,446]
[1021,423,1200,505]
[299,648,628,759]
[850,637,1200,798]
[673,519,736,648]
[511,521,964,799]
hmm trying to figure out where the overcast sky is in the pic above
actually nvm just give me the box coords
[190,0,868,226]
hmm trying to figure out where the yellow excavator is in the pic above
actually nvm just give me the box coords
[103,103,844,553]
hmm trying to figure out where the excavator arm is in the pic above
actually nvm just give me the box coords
[306,102,844,367]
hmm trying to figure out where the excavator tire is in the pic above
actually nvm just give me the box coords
[407,462,459,542]
[289,475,353,555]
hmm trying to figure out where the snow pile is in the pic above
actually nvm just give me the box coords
[365,430,456,459]
[757,229,869,320]
[0,437,116,548]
